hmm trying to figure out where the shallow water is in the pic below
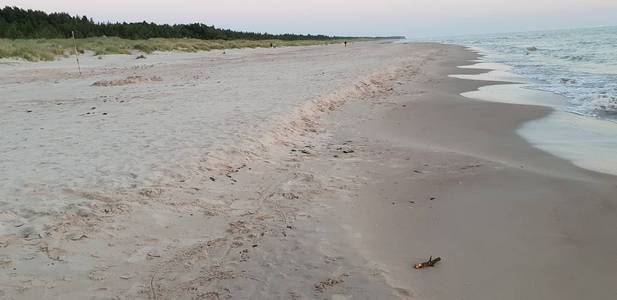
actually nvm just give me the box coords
[434,26,617,121]
[453,62,617,176]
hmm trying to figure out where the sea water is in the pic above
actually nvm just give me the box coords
[427,26,617,175]
[441,26,617,121]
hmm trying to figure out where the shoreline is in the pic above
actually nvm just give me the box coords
[314,43,617,299]
[1,42,616,299]
[452,55,617,176]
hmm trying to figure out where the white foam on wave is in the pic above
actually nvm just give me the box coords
[438,27,617,121]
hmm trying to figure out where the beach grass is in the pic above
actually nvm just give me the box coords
[0,37,341,61]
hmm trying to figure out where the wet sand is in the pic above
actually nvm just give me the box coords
[317,45,617,299]
[1,42,616,299]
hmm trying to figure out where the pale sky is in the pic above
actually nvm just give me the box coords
[3,0,617,38]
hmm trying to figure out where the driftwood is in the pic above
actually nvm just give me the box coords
[414,256,441,269]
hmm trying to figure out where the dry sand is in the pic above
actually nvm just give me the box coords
[1,42,616,299]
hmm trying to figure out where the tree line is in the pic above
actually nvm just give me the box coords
[0,6,341,40]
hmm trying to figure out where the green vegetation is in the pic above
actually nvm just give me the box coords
[0,6,341,40]
[0,6,364,61]
[0,6,404,61]
[0,37,339,61]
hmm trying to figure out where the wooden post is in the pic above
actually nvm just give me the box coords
[72,31,81,75]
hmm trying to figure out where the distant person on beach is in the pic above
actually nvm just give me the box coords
[344,41,347,47]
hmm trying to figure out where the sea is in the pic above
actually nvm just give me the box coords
[437,26,617,122]
[412,26,617,175]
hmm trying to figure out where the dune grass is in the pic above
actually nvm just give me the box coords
[0,37,342,61]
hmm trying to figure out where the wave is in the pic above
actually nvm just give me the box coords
[438,26,617,121]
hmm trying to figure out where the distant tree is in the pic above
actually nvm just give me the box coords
[0,6,342,40]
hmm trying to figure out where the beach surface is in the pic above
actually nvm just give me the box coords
[1,42,616,299]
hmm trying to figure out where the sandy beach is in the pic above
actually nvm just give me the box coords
[1,42,616,299]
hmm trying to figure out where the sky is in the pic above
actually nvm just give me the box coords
[3,0,617,38]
